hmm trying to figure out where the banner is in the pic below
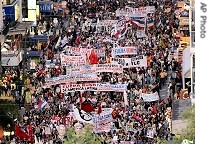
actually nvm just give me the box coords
[45,73,99,86]
[96,64,123,73]
[112,46,137,56]
[71,64,123,74]
[60,54,86,66]
[67,47,105,57]
[141,92,159,102]
[92,20,119,26]
[73,106,113,126]
[115,6,155,17]
[93,109,113,133]
[71,65,96,74]
[61,83,97,92]
[96,83,128,92]
[51,114,74,127]
[73,106,94,124]
[111,55,147,68]
[61,83,128,93]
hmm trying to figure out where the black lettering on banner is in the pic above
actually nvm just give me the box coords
[200,2,207,38]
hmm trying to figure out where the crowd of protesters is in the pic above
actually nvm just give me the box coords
[0,0,187,143]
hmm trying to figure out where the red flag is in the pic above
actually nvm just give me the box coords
[152,104,157,115]
[112,108,118,119]
[97,103,102,115]
[15,125,30,140]
[132,114,143,122]
[89,49,99,64]
[36,69,44,77]
[28,124,33,144]
[81,100,95,113]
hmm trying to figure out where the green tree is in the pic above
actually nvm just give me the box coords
[0,99,20,131]
[156,104,195,144]
[64,125,105,144]
[173,104,195,144]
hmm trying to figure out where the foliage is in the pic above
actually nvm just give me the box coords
[0,99,20,131]
[64,125,104,144]
[156,104,195,144]
[173,104,195,144]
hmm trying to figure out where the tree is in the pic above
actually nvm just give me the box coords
[173,104,195,144]
[156,104,195,144]
[0,99,20,131]
[64,125,105,144]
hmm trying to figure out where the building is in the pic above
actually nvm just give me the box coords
[190,0,195,103]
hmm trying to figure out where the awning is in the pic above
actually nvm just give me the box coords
[30,35,49,41]
[27,51,41,57]
[1,56,21,66]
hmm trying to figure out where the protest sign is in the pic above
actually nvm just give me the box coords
[60,83,128,93]
[112,46,137,56]
[96,83,128,92]
[61,83,97,93]
[141,92,159,102]
[115,6,155,17]
[67,47,105,57]
[71,64,123,74]
[93,109,113,133]
[60,54,86,66]
[96,64,123,73]
[45,73,99,86]
[92,20,120,26]
[111,55,147,68]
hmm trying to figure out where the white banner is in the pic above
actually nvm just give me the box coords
[96,64,123,73]
[115,6,155,17]
[93,109,113,133]
[111,56,147,68]
[71,64,123,74]
[92,20,120,26]
[61,83,128,93]
[66,47,105,57]
[45,73,99,86]
[60,54,86,66]
[141,92,159,102]
[112,46,137,57]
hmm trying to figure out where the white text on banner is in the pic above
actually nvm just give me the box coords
[112,46,137,56]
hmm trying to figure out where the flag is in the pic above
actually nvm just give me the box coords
[97,103,102,115]
[120,24,128,37]
[81,100,95,113]
[111,24,127,38]
[36,69,44,77]
[123,90,129,106]
[38,100,47,110]
[152,104,157,115]
[147,19,154,29]
[28,124,33,144]
[89,49,99,64]
[80,92,94,113]
[15,125,30,140]
[132,114,143,122]
[112,108,118,119]
[129,18,145,30]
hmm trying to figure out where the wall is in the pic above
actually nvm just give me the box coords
[182,46,191,77]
